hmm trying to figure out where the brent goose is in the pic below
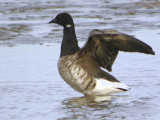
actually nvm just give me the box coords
[49,13,155,96]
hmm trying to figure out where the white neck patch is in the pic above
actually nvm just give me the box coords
[66,24,72,28]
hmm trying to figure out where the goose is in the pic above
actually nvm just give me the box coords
[49,13,155,96]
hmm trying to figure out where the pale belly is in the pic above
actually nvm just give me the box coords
[58,55,96,94]
[57,55,129,96]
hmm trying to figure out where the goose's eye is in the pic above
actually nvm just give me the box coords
[57,16,61,21]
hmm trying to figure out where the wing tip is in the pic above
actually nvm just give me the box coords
[145,49,155,55]
[139,42,155,55]
[151,50,155,55]
[143,42,155,55]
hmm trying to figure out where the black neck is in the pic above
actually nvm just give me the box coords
[60,26,80,57]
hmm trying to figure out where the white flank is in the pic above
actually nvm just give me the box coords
[85,78,130,96]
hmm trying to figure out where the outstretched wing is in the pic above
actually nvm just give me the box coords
[79,29,155,72]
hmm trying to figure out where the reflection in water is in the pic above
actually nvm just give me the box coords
[60,94,157,120]
[60,95,129,120]
[63,95,113,106]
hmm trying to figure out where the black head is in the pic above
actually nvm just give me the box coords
[49,13,74,28]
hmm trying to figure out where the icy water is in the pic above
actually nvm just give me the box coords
[0,0,160,120]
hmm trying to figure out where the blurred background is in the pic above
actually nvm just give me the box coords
[0,0,160,120]
[0,0,160,45]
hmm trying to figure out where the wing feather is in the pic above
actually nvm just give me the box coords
[80,29,155,71]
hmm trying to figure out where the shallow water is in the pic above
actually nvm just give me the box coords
[0,0,160,120]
